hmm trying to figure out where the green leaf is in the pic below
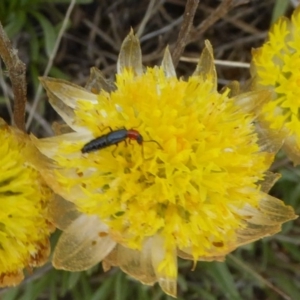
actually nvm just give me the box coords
[191,287,217,300]
[90,275,115,300]
[278,166,300,183]
[281,242,300,262]
[4,11,26,38]
[50,273,58,300]
[115,272,128,300]
[26,23,40,63]
[2,287,20,300]
[48,66,70,80]
[29,64,41,92]
[61,271,71,297]
[19,282,34,300]
[272,270,300,300]
[177,273,188,292]
[207,262,242,300]
[271,0,290,24]
[29,11,57,57]
[137,285,151,300]
[67,272,82,289]
[79,274,93,298]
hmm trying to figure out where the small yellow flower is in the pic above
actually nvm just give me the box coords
[33,32,296,297]
[0,119,53,287]
[252,6,300,164]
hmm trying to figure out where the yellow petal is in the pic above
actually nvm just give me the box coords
[259,171,281,193]
[235,194,297,245]
[32,132,91,159]
[0,121,53,286]
[117,240,156,285]
[151,235,177,298]
[177,249,225,262]
[232,90,272,116]
[52,121,74,135]
[40,77,98,108]
[221,80,240,97]
[250,7,300,164]
[49,195,80,230]
[35,31,297,297]
[53,214,116,271]
[0,271,24,288]
[85,67,116,93]
[255,122,285,154]
[117,29,143,76]
[193,40,217,90]
[282,135,300,165]
[40,77,97,132]
[161,46,176,78]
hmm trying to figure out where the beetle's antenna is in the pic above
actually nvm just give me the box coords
[143,139,163,150]
[141,140,163,160]
[111,145,118,158]
[100,126,113,133]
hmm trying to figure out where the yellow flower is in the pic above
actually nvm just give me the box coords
[0,119,53,287]
[33,32,296,297]
[252,6,300,164]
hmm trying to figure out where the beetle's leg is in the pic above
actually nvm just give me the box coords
[111,144,118,157]
[101,126,113,133]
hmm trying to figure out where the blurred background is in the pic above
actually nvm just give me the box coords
[0,0,299,299]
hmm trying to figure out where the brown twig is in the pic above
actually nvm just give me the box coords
[171,0,199,67]
[0,21,26,131]
[199,3,261,35]
[188,0,250,43]
[26,0,76,130]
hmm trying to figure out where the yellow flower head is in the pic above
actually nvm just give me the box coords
[34,32,296,297]
[252,6,300,164]
[0,119,53,287]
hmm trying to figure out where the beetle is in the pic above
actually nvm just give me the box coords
[81,128,162,158]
